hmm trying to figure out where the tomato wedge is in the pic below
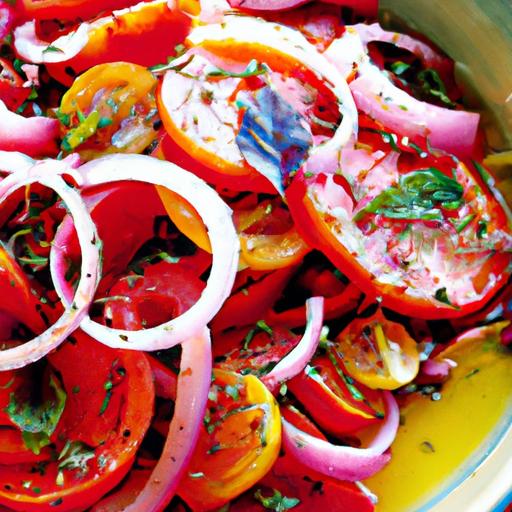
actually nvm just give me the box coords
[177,369,281,510]
[20,0,134,21]
[288,352,385,436]
[334,310,420,390]
[0,331,154,512]
[286,139,512,318]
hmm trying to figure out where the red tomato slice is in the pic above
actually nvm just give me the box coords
[20,0,135,21]
[0,331,154,512]
[288,352,385,436]
[0,58,30,111]
[286,140,512,318]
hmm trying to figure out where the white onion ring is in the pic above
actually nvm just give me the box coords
[0,162,100,370]
[124,328,212,511]
[187,15,358,155]
[282,391,399,481]
[51,153,239,351]
[263,297,324,391]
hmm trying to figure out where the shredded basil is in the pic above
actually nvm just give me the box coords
[207,59,269,78]
[417,69,455,108]
[354,167,463,221]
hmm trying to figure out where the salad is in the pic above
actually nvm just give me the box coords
[0,0,510,511]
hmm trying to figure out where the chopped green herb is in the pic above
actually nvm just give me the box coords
[42,45,64,54]
[434,287,455,307]
[390,61,411,75]
[256,320,273,336]
[254,488,300,511]
[61,110,102,152]
[417,68,455,108]
[419,440,436,453]
[354,167,463,221]
[225,384,240,401]
[207,59,269,78]
[6,374,66,455]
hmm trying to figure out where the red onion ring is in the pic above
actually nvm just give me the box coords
[0,100,60,157]
[282,391,399,481]
[262,297,324,391]
[51,154,239,351]
[0,162,100,370]
[0,151,34,175]
[124,328,212,512]
[352,22,447,69]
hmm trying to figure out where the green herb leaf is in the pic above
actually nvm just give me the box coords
[236,85,313,195]
[61,110,101,152]
[390,61,411,76]
[6,375,67,455]
[355,167,463,221]
[42,45,64,54]
[254,489,300,512]
[207,59,269,79]
[417,68,455,108]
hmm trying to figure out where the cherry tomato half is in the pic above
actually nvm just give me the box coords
[177,369,281,510]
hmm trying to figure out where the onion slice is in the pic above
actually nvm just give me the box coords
[187,15,358,154]
[0,100,60,157]
[124,328,212,512]
[0,162,100,370]
[262,296,324,391]
[0,151,35,175]
[53,154,239,351]
[282,391,399,481]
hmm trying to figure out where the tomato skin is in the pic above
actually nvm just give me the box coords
[0,332,155,512]
[211,267,295,333]
[286,170,511,319]
[287,354,385,436]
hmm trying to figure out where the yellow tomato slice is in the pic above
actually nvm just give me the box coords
[335,310,420,390]
[59,62,158,160]
[177,369,281,510]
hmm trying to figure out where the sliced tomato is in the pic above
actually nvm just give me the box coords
[211,267,295,333]
[229,405,375,512]
[0,58,30,111]
[102,259,205,330]
[214,325,300,376]
[334,310,420,390]
[157,38,341,192]
[58,62,158,160]
[288,352,385,436]
[286,137,512,318]
[47,1,192,86]
[0,331,154,511]
[0,244,46,334]
[177,369,281,510]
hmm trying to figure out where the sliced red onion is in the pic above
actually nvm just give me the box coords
[227,0,377,17]
[324,23,480,157]
[282,391,399,481]
[59,154,238,351]
[416,358,457,384]
[0,163,100,370]
[263,297,324,391]
[124,328,212,512]
[349,66,480,157]
[0,150,35,174]
[228,0,309,9]
[0,100,60,157]
[187,16,358,157]
[352,23,447,69]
